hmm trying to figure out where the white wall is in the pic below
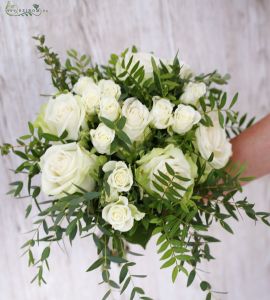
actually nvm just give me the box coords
[0,0,270,299]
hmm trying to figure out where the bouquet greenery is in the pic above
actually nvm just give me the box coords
[1,35,269,300]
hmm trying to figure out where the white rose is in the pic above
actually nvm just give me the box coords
[172,104,201,134]
[150,97,174,129]
[90,123,115,155]
[180,82,206,105]
[136,145,197,197]
[73,76,94,95]
[122,97,151,142]
[195,112,232,169]
[103,161,133,192]
[99,96,121,122]
[102,196,145,232]
[116,51,159,80]
[180,61,193,79]
[81,82,101,115]
[98,79,121,100]
[43,93,85,140]
[40,143,97,197]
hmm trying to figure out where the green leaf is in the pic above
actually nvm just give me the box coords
[209,96,215,110]
[28,249,34,266]
[239,113,247,126]
[134,287,144,294]
[67,49,78,58]
[102,270,110,282]
[200,281,211,291]
[118,71,128,78]
[176,255,193,261]
[187,269,196,287]
[128,250,144,257]
[130,61,140,74]
[156,234,166,245]
[102,290,111,300]
[8,181,23,197]
[28,122,34,134]
[172,266,178,283]
[84,191,100,201]
[119,265,128,283]
[219,92,227,109]
[207,152,214,162]
[116,137,130,152]
[153,71,163,95]
[43,220,49,234]
[218,111,224,128]
[110,139,118,153]
[152,227,162,236]
[126,55,134,70]
[206,292,212,300]
[200,235,220,243]
[116,116,127,130]
[66,219,77,236]
[21,239,35,249]
[170,239,182,247]
[154,174,167,186]
[107,256,127,264]
[261,217,270,226]
[174,174,191,182]
[157,241,169,253]
[121,277,131,294]
[152,181,164,193]
[226,111,236,123]
[42,133,60,141]
[229,92,238,109]
[100,117,115,129]
[132,275,147,278]
[204,114,213,127]
[158,170,171,181]
[37,127,43,139]
[220,220,234,234]
[160,257,175,269]
[165,163,175,176]
[69,223,78,241]
[117,130,132,145]
[60,130,68,140]
[86,257,104,272]
[246,116,255,128]
[13,150,28,160]
[160,248,173,261]
[41,247,50,261]
[130,287,136,300]
[12,181,23,196]
[109,280,120,289]
[239,176,255,182]
[171,181,187,191]
[32,186,41,198]
[25,204,32,218]
[199,98,206,112]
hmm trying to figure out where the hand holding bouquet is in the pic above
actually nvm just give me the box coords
[1,35,269,300]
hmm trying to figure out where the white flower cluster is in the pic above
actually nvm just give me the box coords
[36,51,232,232]
[102,196,145,232]
[37,77,145,232]
[101,161,145,231]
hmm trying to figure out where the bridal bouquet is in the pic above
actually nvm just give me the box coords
[1,35,270,300]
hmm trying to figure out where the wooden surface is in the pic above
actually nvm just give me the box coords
[0,0,270,299]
